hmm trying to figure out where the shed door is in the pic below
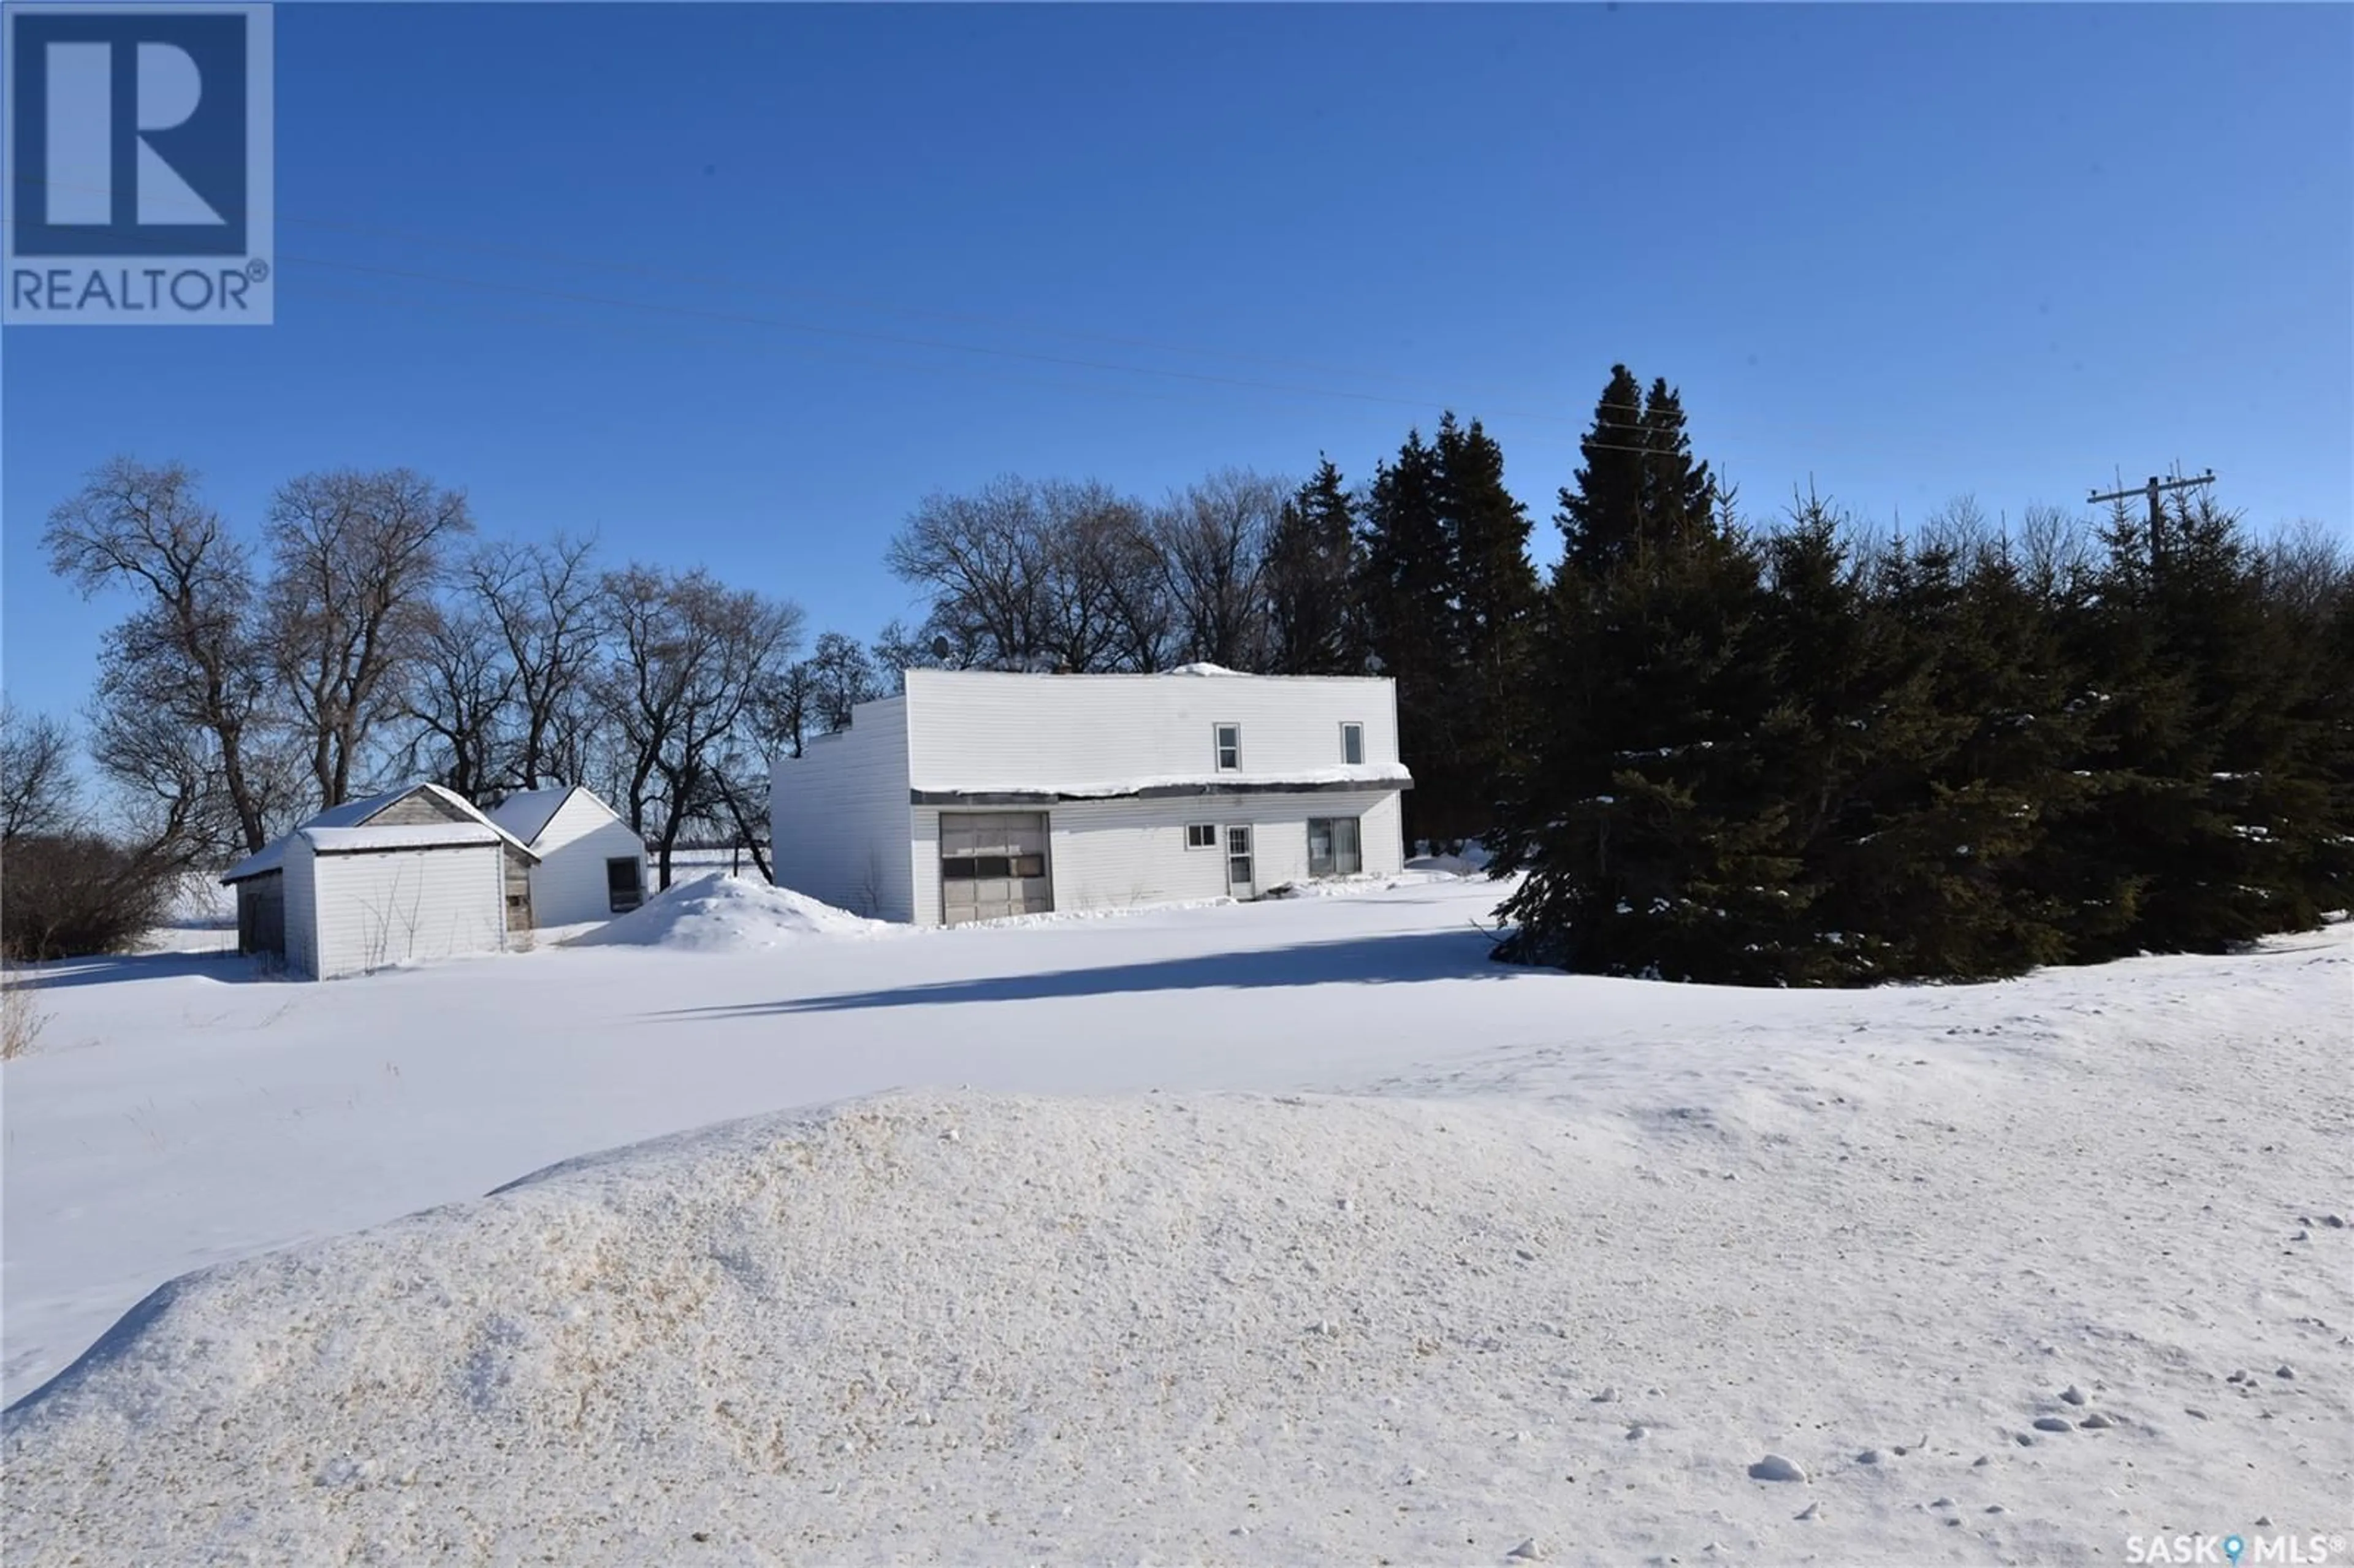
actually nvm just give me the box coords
[504,850,535,932]
[940,812,1052,926]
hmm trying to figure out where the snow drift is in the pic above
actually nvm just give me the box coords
[10,1076,2348,1566]
[569,872,890,951]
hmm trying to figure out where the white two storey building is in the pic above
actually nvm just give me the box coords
[769,668,1410,925]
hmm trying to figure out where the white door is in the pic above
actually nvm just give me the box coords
[940,812,1053,925]
[1225,824,1255,900]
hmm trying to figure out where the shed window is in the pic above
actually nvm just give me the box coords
[1186,823,1217,849]
[606,856,644,913]
[1342,722,1364,765]
[1214,723,1241,771]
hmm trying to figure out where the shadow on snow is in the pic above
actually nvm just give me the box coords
[15,950,263,991]
[657,927,1518,1019]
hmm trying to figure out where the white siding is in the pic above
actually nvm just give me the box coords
[308,843,508,980]
[769,697,915,921]
[911,788,1404,924]
[902,670,1400,792]
[284,837,319,978]
[524,791,649,926]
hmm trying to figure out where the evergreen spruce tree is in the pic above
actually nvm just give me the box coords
[1494,371,1810,982]
[1358,429,1463,846]
[2043,492,2349,956]
[1788,524,2083,980]
[1556,365,1649,576]
[1500,371,2348,986]
[1267,457,1363,676]
[1431,414,1539,840]
[1637,376,1719,553]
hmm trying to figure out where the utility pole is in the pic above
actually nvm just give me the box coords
[2089,469,2215,569]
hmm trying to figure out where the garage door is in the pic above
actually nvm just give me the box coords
[939,812,1053,925]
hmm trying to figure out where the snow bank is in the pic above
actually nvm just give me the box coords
[11,1069,2349,1566]
[1407,843,1492,875]
[568,873,891,951]
[1263,869,1472,899]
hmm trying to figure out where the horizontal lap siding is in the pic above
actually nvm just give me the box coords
[903,671,1401,791]
[771,699,914,922]
[913,789,1406,924]
[311,845,507,980]
[527,794,649,926]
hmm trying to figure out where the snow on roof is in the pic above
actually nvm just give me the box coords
[911,762,1414,800]
[901,667,1392,686]
[219,842,286,884]
[484,786,578,846]
[299,822,504,854]
[223,783,537,882]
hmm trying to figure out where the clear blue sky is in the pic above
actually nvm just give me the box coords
[6,3,2349,724]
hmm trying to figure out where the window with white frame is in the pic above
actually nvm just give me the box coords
[1213,722,1241,771]
[1307,816,1363,877]
[1341,721,1364,765]
[606,856,644,913]
[1185,823,1217,849]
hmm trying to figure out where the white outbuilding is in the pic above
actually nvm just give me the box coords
[769,668,1411,926]
[220,783,539,980]
[484,785,649,927]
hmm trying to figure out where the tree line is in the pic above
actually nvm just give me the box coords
[1491,369,2352,981]
[885,368,2352,982]
[11,367,2348,979]
[9,456,897,951]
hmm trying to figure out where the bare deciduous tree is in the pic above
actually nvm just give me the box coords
[467,533,603,790]
[398,605,517,801]
[265,468,475,807]
[0,707,79,843]
[44,457,278,852]
[600,565,804,888]
[804,631,882,734]
[886,476,1159,673]
[886,476,1054,670]
[761,659,817,759]
[1152,468,1285,668]
[1062,487,1171,672]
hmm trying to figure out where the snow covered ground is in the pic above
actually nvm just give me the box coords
[4,875,2348,1564]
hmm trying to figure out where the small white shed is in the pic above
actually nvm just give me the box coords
[221,783,540,980]
[484,785,649,927]
[284,821,517,980]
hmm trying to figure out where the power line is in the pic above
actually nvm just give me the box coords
[12,172,1719,430]
[6,174,1585,414]
[2088,468,2215,568]
[282,250,1597,427]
